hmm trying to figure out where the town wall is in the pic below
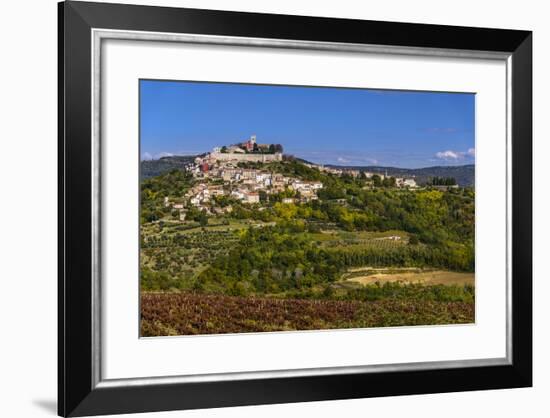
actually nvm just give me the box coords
[208,152,282,163]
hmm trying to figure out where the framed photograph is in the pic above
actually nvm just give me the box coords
[58,1,532,416]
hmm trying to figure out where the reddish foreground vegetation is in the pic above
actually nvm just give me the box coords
[141,292,474,336]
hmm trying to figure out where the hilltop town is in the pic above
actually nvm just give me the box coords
[165,135,422,217]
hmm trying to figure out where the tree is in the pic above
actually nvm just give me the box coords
[382,177,396,187]
[198,211,208,227]
[409,235,419,245]
[445,177,457,186]
[432,176,457,186]
[220,146,228,153]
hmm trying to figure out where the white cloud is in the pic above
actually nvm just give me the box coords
[141,152,153,161]
[435,150,461,160]
[335,155,379,165]
[435,148,475,161]
[157,152,174,158]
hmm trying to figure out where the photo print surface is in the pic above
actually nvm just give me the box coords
[139,80,475,337]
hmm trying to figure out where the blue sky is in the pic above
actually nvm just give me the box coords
[140,80,475,168]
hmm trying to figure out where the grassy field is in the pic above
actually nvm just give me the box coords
[140,219,475,335]
[341,268,475,286]
[140,218,274,283]
[140,221,414,285]
[141,292,475,336]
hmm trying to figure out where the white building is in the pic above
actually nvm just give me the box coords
[227,146,245,154]
[243,192,260,204]
[403,178,418,188]
[231,190,245,200]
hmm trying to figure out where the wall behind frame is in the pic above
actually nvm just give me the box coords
[0,0,546,417]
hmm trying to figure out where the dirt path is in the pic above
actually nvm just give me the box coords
[344,270,474,286]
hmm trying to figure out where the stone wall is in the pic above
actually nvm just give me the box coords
[207,152,283,163]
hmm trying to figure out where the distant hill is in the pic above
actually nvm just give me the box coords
[326,164,475,187]
[140,155,197,179]
[141,155,474,187]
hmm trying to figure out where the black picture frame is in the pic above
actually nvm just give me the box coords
[58,1,532,416]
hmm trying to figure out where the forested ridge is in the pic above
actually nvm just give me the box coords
[140,161,474,297]
[140,160,475,335]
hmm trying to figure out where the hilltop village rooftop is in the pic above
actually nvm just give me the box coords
[161,139,418,217]
[178,165,324,214]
